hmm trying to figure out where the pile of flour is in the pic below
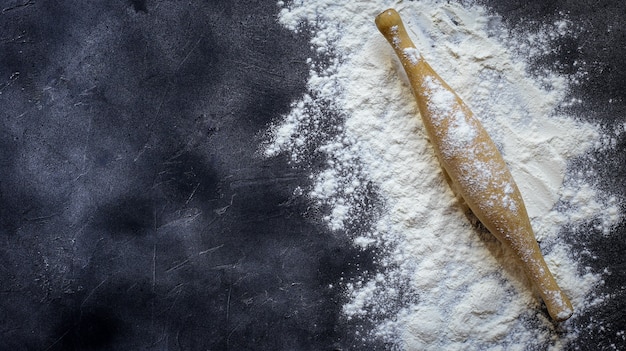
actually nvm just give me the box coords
[265,0,623,350]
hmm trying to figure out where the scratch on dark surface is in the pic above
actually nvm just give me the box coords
[176,36,204,72]
[153,85,170,119]
[152,243,157,291]
[74,113,93,181]
[166,283,184,297]
[43,328,72,351]
[198,244,224,255]
[165,258,190,273]
[146,326,169,348]
[165,244,224,273]
[162,285,184,315]
[24,212,60,222]
[226,286,231,323]
[126,282,138,293]
[0,71,20,93]
[214,194,236,215]
[226,320,244,349]
[80,278,108,309]
[165,148,187,162]
[1,0,34,14]
[158,208,202,229]
[133,142,151,163]
[13,109,31,121]
[185,182,201,204]
[1,31,28,44]
[134,88,170,163]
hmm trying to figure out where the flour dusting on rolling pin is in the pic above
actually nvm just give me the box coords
[376,8,573,322]
[268,0,624,348]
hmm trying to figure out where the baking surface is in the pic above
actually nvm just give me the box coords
[0,0,624,350]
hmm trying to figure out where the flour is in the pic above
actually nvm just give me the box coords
[265,0,623,350]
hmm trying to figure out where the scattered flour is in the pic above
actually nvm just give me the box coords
[265,0,624,350]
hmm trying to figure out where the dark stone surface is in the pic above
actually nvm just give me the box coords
[0,1,624,350]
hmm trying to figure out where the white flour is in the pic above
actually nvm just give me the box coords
[265,0,624,350]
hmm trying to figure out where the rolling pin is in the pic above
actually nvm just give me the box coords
[375,8,573,322]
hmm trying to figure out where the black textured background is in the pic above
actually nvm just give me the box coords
[0,0,624,350]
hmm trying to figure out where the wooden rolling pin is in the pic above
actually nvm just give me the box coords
[375,8,573,322]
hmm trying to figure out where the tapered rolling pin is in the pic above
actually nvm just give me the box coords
[375,8,573,322]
